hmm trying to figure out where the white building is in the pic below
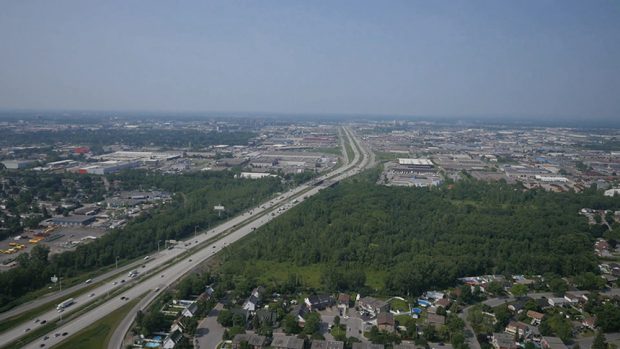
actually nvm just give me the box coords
[604,188,620,197]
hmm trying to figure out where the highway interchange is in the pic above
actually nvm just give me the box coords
[0,127,372,349]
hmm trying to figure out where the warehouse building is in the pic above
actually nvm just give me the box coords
[50,215,96,226]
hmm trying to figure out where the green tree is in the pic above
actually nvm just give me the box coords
[304,312,321,336]
[510,284,528,297]
[592,331,607,349]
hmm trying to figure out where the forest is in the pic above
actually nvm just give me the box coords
[0,128,255,150]
[221,174,620,297]
[0,170,286,310]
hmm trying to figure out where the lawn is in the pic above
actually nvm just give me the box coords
[388,298,410,312]
[52,296,142,349]
[250,260,323,288]
[246,260,387,292]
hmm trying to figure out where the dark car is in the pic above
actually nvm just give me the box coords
[62,332,68,336]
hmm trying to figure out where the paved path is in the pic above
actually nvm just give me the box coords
[460,305,481,349]
[196,303,225,349]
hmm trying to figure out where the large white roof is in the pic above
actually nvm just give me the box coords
[398,158,433,166]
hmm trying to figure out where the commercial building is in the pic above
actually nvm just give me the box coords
[77,161,139,175]
[50,215,96,226]
[1,160,35,169]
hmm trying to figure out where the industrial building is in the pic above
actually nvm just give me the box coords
[77,161,140,175]
[1,160,35,169]
[49,215,96,226]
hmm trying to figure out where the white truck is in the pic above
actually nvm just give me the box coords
[57,298,75,311]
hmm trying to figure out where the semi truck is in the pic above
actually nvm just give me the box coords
[57,298,75,311]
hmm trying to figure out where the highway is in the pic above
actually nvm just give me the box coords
[1,126,371,349]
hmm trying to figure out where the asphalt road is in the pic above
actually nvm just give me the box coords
[9,127,369,349]
[195,303,225,349]
[0,253,153,322]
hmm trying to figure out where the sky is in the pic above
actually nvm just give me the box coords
[0,0,619,120]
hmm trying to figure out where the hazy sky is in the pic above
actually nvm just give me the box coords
[0,1,619,119]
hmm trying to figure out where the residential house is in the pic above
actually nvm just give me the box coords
[582,317,596,330]
[564,291,589,305]
[426,314,446,327]
[305,294,334,311]
[163,329,183,349]
[338,293,351,307]
[170,319,186,334]
[426,291,445,300]
[289,304,307,328]
[358,297,390,316]
[526,310,544,325]
[243,287,265,312]
[311,340,345,349]
[435,298,451,309]
[547,298,568,307]
[182,303,198,318]
[352,343,385,349]
[505,321,529,337]
[541,337,568,349]
[232,334,269,349]
[492,332,517,349]
[255,309,278,328]
[377,313,395,332]
[271,335,305,349]
[508,299,530,313]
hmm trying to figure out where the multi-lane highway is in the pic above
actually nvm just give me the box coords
[0,126,371,349]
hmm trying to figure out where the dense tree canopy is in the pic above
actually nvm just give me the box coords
[224,177,618,296]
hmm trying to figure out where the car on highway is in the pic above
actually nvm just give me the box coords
[24,328,30,332]
[89,293,95,297]
[44,336,49,340]
[62,332,68,336]
[40,320,47,324]
[121,279,125,283]
[188,259,192,262]
[113,281,117,285]
[39,344,45,348]
[85,279,92,284]
[55,333,60,337]
[161,274,164,277]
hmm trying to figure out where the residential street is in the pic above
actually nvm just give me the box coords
[460,305,482,349]
[196,303,225,349]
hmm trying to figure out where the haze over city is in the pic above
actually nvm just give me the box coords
[1,0,619,121]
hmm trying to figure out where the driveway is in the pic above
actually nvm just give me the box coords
[319,307,369,342]
[196,303,225,349]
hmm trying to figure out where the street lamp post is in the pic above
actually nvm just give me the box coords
[115,256,119,269]
[157,240,161,253]
[194,225,198,239]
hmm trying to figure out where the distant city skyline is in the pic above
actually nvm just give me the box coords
[1,1,619,120]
